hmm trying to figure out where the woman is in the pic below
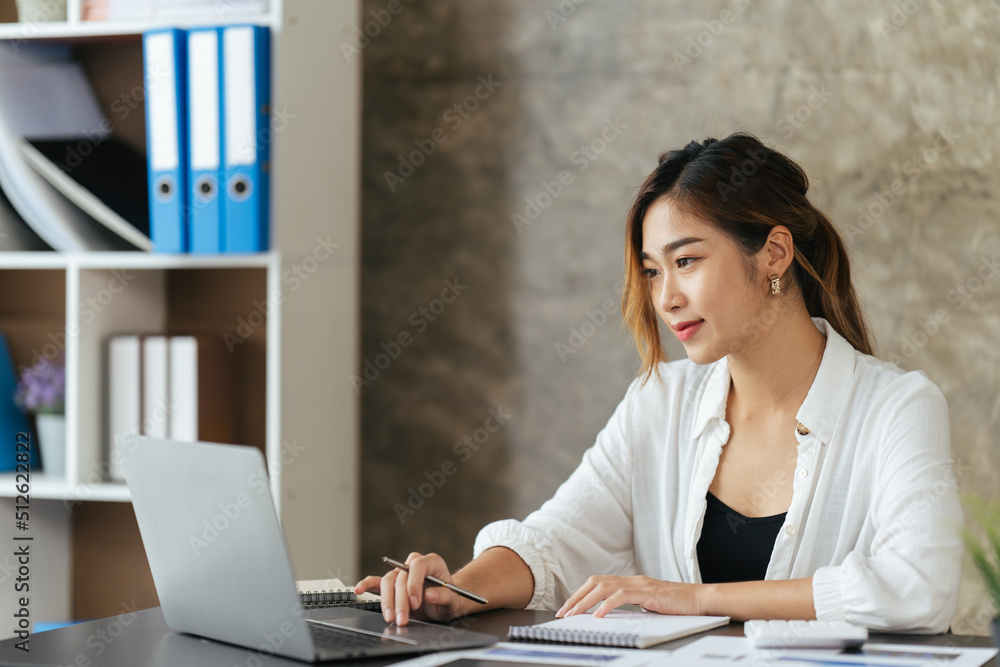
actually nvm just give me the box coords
[356,133,963,633]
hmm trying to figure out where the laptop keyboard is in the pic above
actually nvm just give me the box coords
[309,623,390,654]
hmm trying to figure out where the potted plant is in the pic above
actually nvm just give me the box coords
[964,496,1000,647]
[15,355,66,477]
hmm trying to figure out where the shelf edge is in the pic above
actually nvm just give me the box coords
[0,12,277,41]
[0,475,131,502]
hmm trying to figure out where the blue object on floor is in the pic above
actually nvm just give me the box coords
[33,620,86,633]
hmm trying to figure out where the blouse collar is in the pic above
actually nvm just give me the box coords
[690,317,857,445]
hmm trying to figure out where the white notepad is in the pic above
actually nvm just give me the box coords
[508,610,730,649]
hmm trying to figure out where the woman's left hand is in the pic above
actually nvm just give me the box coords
[556,576,707,618]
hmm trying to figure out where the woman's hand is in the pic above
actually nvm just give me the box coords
[355,552,468,626]
[556,575,707,618]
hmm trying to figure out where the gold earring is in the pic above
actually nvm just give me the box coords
[770,274,781,294]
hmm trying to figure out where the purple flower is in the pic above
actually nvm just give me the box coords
[15,355,65,415]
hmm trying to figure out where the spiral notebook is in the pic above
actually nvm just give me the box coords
[295,578,382,612]
[508,610,730,649]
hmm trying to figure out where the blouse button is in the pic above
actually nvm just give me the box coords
[784,524,797,536]
[798,468,808,479]
[796,423,810,436]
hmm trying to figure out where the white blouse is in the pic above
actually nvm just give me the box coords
[474,318,963,633]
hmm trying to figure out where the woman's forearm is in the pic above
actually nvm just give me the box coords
[450,546,535,616]
[701,577,816,621]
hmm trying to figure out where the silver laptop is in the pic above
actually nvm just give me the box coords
[121,435,497,662]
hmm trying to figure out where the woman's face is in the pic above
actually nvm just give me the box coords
[640,198,770,365]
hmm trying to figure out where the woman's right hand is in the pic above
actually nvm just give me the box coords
[354,552,467,626]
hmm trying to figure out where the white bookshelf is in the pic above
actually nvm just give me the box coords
[0,0,278,39]
[0,15,273,40]
[0,0,359,628]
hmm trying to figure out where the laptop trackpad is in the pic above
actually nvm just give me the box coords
[305,607,380,621]
[306,608,454,643]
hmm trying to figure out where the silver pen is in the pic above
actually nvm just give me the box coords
[382,556,488,605]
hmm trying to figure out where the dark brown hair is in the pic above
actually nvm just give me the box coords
[622,132,875,382]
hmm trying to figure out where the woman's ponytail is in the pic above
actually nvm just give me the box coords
[793,212,875,356]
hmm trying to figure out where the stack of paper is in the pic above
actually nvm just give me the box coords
[670,636,998,667]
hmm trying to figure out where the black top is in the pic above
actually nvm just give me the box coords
[696,491,787,584]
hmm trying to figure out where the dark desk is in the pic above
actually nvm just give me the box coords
[0,608,995,666]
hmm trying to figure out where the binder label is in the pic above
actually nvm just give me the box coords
[224,27,257,166]
[145,33,180,171]
[189,30,221,171]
